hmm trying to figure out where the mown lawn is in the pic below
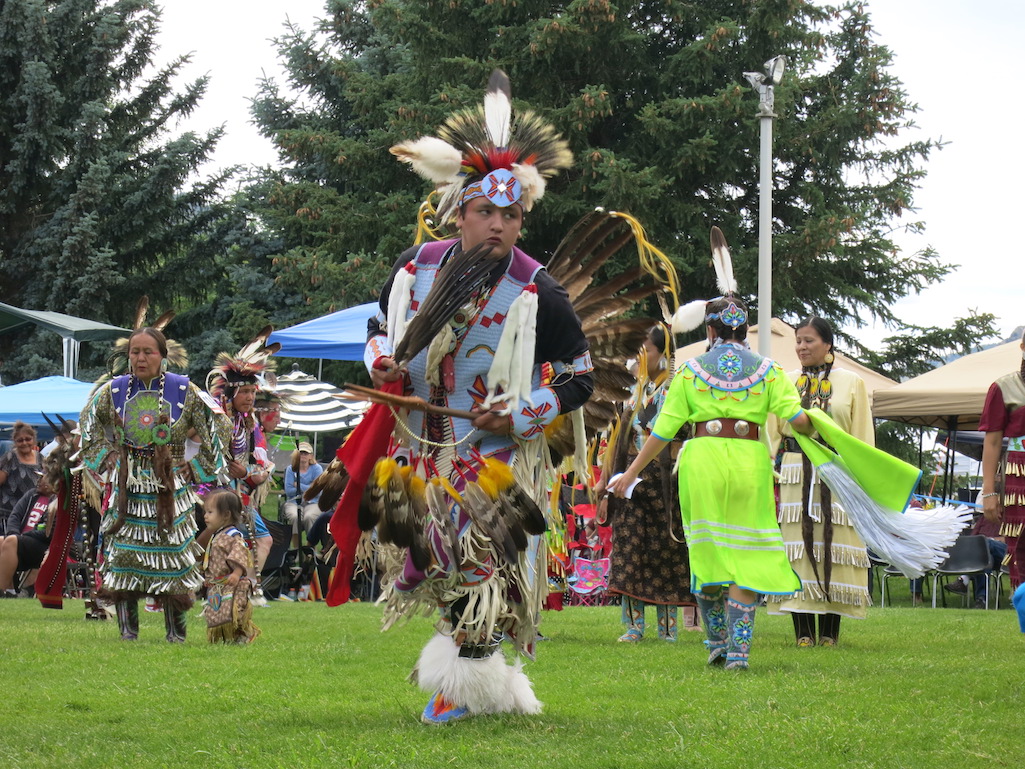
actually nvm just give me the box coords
[1,585,1020,769]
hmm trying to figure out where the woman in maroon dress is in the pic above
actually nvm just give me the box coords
[980,330,1025,587]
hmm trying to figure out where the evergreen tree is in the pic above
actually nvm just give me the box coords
[0,0,230,382]
[249,0,953,342]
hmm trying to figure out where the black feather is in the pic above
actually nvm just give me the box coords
[393,242,497,366]
[358,479,380,532]
[504,483,547,535]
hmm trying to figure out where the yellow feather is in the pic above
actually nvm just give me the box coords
[375,457,397,489]
[481,455,515,491]
[478,473,498,499]
[431,476,463,506]
[407,472,426,498]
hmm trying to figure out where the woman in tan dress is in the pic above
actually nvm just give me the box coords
[766,317,873,646]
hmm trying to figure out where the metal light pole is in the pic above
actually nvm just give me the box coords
[743,56,785,357]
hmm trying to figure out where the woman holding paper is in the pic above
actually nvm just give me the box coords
[596,325,696,642]
[765,317,873,647]
[609,292,811,670]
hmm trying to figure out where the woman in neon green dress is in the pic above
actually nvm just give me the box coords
[609,296,812,670]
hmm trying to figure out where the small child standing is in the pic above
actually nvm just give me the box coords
[202,489,261,644]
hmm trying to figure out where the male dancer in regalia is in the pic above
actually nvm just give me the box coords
[365,71,592,723]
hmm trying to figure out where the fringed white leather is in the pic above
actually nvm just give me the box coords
[425,323,456,388]
[571,408,589,482]
[386,262,417,352]
[484,287,538,411]
[773,580,872,607]
[781,541,872,568]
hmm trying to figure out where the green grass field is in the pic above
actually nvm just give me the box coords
[2,586,1020,769]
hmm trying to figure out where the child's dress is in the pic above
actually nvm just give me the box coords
[203,525,261,644]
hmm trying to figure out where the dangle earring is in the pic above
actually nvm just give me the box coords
[160,358,169,373]
[824,352,834,365]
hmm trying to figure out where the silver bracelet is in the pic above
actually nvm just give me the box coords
[980,492,999,499]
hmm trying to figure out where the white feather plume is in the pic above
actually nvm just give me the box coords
[511,163,545,211]
[484,70,512,147]
[389,137,463,184]
[710,226,737,295]
[672,299,709,333]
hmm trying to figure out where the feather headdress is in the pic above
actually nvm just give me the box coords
[206,326,281,402]
[105,296,188,375]
[390,69,573,226]
[672,226,747,333]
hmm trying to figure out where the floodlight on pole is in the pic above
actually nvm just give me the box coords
[743,55,786,356]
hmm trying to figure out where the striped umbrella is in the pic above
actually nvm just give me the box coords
[275,369,367,433]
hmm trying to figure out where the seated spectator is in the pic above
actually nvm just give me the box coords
[282,442,323,546]
[0,477,54,597]
[0,422,43,535]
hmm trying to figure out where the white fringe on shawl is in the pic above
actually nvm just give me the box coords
[815,462,972,578]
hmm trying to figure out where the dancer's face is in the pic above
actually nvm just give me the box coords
[203,500,229,530]
[643,339,664,379]
[795,326,831,368]
[232,385,257,414]
[128,332,164,382]
[456,197,523,259]
[258,405,280,433]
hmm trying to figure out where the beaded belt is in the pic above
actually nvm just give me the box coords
[693,418,760,441]
[781,437,801,453]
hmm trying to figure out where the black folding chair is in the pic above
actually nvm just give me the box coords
[931,535,992,609]
[259,519,296,599]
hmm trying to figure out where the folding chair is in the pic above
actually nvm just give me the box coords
[566,554,611,607]
[992,563,1011,609]
[931,535,992,608]
[259,519,295,598]
[880,564,931,607]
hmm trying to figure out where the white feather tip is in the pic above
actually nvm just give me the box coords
[672,299,709,333]
[484,70,512,147]
[511,163,545,211]
[389,137,464,184]
[710,226,737,295]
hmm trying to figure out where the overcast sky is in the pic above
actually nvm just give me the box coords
[153,0,1024,348]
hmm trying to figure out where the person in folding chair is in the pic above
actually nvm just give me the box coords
[0,476,53,598]
[609,229,814,671]
[361,70,591,723]
[981,328,1025,590]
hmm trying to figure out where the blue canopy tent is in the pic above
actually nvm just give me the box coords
[268,302,377,362]
[0,376,96,440]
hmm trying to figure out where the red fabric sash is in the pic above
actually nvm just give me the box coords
[36,478,79,610]
[326,378,402,606]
